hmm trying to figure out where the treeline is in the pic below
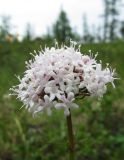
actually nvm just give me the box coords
[0,0,124,43]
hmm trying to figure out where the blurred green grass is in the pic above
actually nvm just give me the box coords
[0,41,124,160]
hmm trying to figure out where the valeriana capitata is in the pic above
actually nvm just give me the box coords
[10,41,116,159]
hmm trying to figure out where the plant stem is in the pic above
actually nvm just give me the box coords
[66,109,75,160]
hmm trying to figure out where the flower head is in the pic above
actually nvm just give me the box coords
[10,41,116,116]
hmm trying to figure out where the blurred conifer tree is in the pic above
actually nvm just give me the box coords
[120,21,124,39]
[53,9,75,43]
[0,16,11,41]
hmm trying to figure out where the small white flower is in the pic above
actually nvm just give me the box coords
[10,41,116,116]
[55,92,79,116]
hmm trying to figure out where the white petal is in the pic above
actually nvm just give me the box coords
[59,83,65,91]
[66,86,73,93]
[71,103,79,108]
[68,92,74,101]
[79,82,85,88]
[50,94,55,101]
[44,87,51,93]
[33,106,44,116]
[55,103,66,109]
[44,95,50,103]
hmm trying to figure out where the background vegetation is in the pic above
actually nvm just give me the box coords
[0,0,124,159]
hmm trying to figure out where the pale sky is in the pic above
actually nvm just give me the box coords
[0,0,123,37]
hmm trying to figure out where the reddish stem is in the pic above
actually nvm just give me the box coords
[66,109,75,160]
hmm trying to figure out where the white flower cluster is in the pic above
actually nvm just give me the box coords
[11,42,115,116]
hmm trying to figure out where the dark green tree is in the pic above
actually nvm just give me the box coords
[102,0,110,42]
[23,23,34,41]
[102,0,121,42]
[109,0,119,41]
[53,9,75,43]
[120,21,124,39]
[96,26,102,42]
[0,15,11,41]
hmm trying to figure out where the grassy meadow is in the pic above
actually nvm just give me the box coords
[0,40,124,160]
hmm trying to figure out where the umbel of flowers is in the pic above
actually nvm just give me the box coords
[10,41,115,116]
